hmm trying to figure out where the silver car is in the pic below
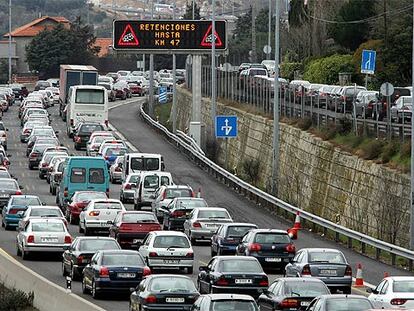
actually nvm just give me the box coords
[109,156,124,184]
[16,218,72,259]
[120,173,141,203]
[183,207,233,244]
[18,205,66,231]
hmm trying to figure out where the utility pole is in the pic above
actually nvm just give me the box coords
[267,0,271,60]
[410,0,414,250]
[149,0,155,117]
[211,0,217,127]
[8,0,12,83]
[271,0,280,195]
[251,2,257,62]
[192,0,195,19]
[172,0,177,132]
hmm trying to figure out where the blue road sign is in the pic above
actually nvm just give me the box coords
[361,49,376,74]
[215,115,238,138]
[158,86,167,104]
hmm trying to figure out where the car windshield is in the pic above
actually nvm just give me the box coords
[128,175,140,184]
[150,277,196,292]
[122,213,157,223]
[30,208,61,217]
[79,239,119,251]
[80,124,104,134]
[254,233,290,244]
[308,251,346,263]
[0,180,18,190]
[94,202,122,209]
[393,280,414,292]
[144,176,159,189]
[176,199,207,209]
[282,281,329,296]
[11,197,40,206]
[227,226,256,238]
[326,298,372,310]
[153,236,190,248]
[31,222,64,232]
[75,192,107,202]
[102,254,144,266]
[220,259,262,273]
[166,189,192,199]
[198,210,229,219]
[211,301,258,311]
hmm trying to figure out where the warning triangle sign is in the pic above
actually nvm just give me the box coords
[118,24,139,46]
[200,24,223,47]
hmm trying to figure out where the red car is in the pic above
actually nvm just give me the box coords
[109,211,162,249]
[65,191,108,224]
[128,83,143,96]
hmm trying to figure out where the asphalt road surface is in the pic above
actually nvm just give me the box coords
[0,98,412,310]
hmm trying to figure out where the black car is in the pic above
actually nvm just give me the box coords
[0,178,23,210]
[192,294,260,311]
[162,198,208,231]
[197,256,268,299]
[73,122,106,150]
[129,275,199,311]
[211,222,258,256]
[82,250,151,299]
[26,135,59,156]
[235,229,296,271]
[28,143,56,170]
[258,278,330,311]
[62,237,120,281]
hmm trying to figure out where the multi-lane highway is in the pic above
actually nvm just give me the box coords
[0,97,412,310]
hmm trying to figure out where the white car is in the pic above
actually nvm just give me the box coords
[86,133,115,156]
[109,156,124,184]
[16,218,72,260]
[79,199,126,235]
[368,276,414,309]
[120,173,141,203]
[151,185,194,221]
[138,231,194,274]
[0,121,8,150]
[18,205,66,231]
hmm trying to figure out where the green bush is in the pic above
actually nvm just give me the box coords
[242,158,261,185]
[297,117,312,131]
[303,54,354,85]
[381,141,399,163]
[360,140,384,160]
[280,62,302,81]
[319,124,338,140]
[401,141,411,159]
[0,282,34,311]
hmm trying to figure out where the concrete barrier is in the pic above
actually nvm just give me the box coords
[0,248,105,311]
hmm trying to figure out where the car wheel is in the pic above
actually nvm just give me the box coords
[16,243,21,256]
[187,267,193,274]
[189,231,197,245]
[211,247,217,257]
[120,193,124,203]
[4,223,10,231]
[79,222,84,233]
[92,280,100,299]
[21,248,29,260]
[84,226,91,236]
[28,164,33,170]
[343,287,352,294]
[71,265,79,281]
[69,212,76,225]
[62,261,67,276]
[1,219,4,227]
[82,276,90,294]
[74,144,80,151]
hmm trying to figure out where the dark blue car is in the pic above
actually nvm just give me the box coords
[1,195,42,230]
[102,146,127,168]
[82,249,151,299]
[211,223,257,256]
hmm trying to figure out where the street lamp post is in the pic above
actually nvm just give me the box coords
[211,0,216,127]
[8,0,12,83]
[410,0,414,250]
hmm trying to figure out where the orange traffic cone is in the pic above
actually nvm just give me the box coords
[287,212,301,240]
[354,263,364,287]
[293,212,301,229]
[384,272,389,278]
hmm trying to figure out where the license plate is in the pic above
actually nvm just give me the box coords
[301,301,310,307]
[265,257,281,262]
[133,239,142,244]
[163,260,180,264]
[166,297,185,303]
[117,272,135,278]
[235,279,252,284]
[320,269,337,276]
[41,237,58,243]
[205,224,217,228]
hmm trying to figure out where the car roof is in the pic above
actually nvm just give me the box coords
[146,274,191,280]
[206,293,256,301]
[10,195,38,199]
[275,277,326,283]
[194,207,227,211]
[74,236,116,241]
[99,249,139,255]
[221,222,257,227]
[91,199,122,203]
[152,230,187,237]
[319,294,369,299]
[250,229,288,234]
[385,276,414,281]
[28,218,64,223]
[27,205,59,209]
[215,256,258,261]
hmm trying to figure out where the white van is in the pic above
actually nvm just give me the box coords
[122,153,165,181]
[133,171,173,210]
[66,85,108,137]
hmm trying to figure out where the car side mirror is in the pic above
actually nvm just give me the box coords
[19,185,24,190]
[41,202,46,206]
[6,129,8,131]
[7,154,11,157]
[199,266,207,272]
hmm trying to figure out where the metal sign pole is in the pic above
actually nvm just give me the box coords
[149,0,155,117]
[172,0,177,133]
[8,0,12,83]
[411,0,414,250]
[211,0,217,131]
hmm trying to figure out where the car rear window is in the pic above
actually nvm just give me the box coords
[175,199,207,209]
[71,168,86,183]
[393,280,414,292]
[75,192,107,202]
[308,251,346,264]
[0,180,18,190]
[220,259,262,273]
[30,208,61,217]
[89,168,104,184]
[254,233,290,244]
[75,89,104,104]
[153,236,190,248]
[198,210,230,219]
[144,175,159,189]
[102,254,144,266]
[326,298,372,310]
[80,124,104,134]
[282,281,329,296]
[211,301,257,311]
[131,157,159,171]
[105,147,127,157]
[11,197,40,206]
[227,226,255,238]
[166,189,192,199]
[31,222,64,232]
[94,202,122,209]
[79,239,119,251]
[150,277,196,292]
[122,213,157,223]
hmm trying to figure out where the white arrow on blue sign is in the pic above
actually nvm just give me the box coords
[158,86,167,104]
[215,115,238,138]
[361,49,376,75]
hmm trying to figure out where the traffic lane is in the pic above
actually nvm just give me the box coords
[0,104,131,311]
[109,100,414,285]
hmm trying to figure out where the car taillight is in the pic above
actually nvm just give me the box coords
[391,298,407,306]
[63,187,68,197]
[64,236,72,243]
[279,299,298,308]
[162,191,166,200]
[172,210,185,218]
[23,129,30,134]
[145,295,157,303]
[340,95,345,101]
[42,163,48,167]
[89,211,100,216]
[345,265,352,276]
[29,152,38,158]
[2,134,6,138]
[77,256,84,265]
[124,184,131,190]
[302,264,311,275]
[99,266,109,277]
[248,243,261,252]
[104,156,109,160]
[27,235,34,243]
[70,119,74,126]
[259,277,268,286]
[74,136,81,143]
[186,252,194,258]
[192,222,201,228]
[15,191,22,195]
[285,243,296,253]
[216,277,229,286]
[143,266,151,276]
[149,252,158,257]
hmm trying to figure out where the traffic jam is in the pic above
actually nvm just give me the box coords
[0,72,413,311]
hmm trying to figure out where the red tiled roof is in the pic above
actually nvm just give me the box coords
[3,16,70,37]
[94,38,112,57]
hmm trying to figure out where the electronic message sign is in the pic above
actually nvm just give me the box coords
[113,20,227,53]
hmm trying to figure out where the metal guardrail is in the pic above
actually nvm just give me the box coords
[176,130,205,156]
[140,103,414,269]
